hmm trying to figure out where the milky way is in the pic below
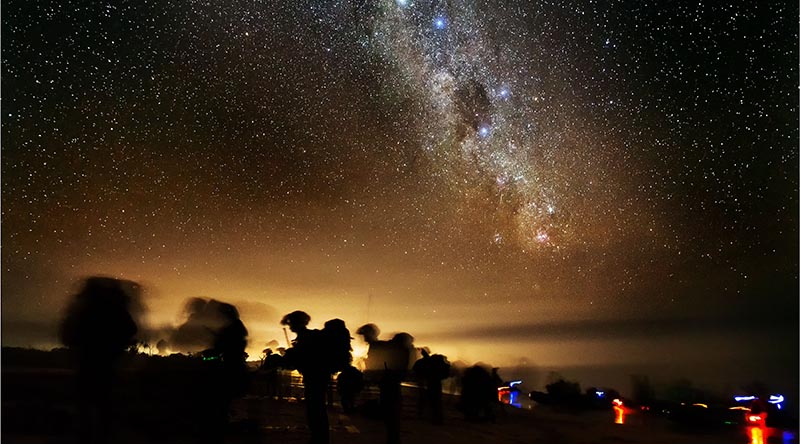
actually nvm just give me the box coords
[2,0,797,390]
[370,1,627,251]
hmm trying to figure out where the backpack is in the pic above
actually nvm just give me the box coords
[322,319,352,373]
[429,354,451,380]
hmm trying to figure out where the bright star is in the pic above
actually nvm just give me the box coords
[434,17,447,30]
[478,126,490,137]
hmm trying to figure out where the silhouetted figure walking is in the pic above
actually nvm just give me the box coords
[460,364,496,422]
[382,332,415,444]
[413,349,450,425]
[356,323,390,383]
[261,348,284,399]
[357,324,414,443]
[206,301,248,443]
[281,311,338,444]
[167,297,249,442]
[59,276,139,444]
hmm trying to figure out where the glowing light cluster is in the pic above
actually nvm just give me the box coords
[612,398,625,424]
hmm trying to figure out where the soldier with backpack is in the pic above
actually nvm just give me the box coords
[413,349,451,425]
[60,277,139,444]
[281,311,353,444]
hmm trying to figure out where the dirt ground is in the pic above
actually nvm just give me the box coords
[226,395,788,444]
[2,365,795,444]
[4,388,790,444]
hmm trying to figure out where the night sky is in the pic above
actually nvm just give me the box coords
[2,0,798,392]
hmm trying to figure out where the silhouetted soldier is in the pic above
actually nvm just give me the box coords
[337,365,364,414]
[460,364,495,422]
[357,325,420,442]
[413,349,450,425]
[281,311,330,444]
[356,323,391,383]
[59,276,139,444]
[262,349,284,399]
[208,302,248,441]
[381,332,415,444]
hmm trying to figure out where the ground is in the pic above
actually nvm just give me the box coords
[2,364,795,444]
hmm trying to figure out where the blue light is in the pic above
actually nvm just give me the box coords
[510,390,520,408]
[735,395,756,402]
[596,391,605,398]
[434,17,447,30]
[478,126,490,138]
[499,88,510,98]
[769,395,785,404]
[509,380,522,387]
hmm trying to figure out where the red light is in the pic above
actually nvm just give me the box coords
[497,388,510,401]
[747,415,762,423]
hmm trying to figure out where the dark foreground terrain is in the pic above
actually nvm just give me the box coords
[2,350,797,444]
